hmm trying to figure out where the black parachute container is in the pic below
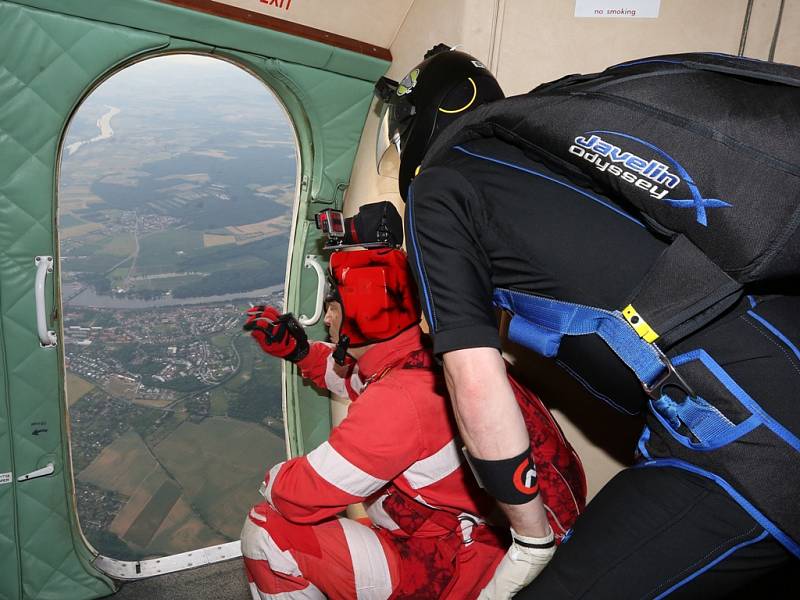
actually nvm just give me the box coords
[421,53,800,345]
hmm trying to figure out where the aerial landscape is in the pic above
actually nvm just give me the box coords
[59,55,295,559]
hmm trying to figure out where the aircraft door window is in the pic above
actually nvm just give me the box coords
[58,54,296,560]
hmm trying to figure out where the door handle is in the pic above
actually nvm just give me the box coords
[298,254,325,326]
[34,256,57,347]
[17,462,55,482]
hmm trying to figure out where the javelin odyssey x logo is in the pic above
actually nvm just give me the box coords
[569,130,731,226]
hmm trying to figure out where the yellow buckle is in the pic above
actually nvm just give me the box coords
[622,304,659,343]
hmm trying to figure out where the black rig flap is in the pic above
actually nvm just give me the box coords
[626,235,743,348]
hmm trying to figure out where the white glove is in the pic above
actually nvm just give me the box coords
[478,527,556,600]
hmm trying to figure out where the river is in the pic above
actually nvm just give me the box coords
[65,283,284,309]
[65,106,121,156]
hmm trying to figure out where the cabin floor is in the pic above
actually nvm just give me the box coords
[108,558,800,600]
[102,555,799,599]
[109,559,251,600]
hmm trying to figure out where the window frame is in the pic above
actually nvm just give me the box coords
[56,49,303,575]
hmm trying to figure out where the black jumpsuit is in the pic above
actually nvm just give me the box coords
[405,137,799,598]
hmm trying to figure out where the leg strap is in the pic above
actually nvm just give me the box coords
[493,288,666,389]
[493,288,736,441]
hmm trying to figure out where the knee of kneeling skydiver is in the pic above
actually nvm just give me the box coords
[241,506,304,578]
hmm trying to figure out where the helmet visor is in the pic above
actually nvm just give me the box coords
[376,97,414,177]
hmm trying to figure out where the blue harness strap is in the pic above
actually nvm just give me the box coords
[493,288,665,386]
[652,395,735,440]
[493,288,737,444]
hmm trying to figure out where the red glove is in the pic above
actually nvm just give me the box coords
[243,306,309,362]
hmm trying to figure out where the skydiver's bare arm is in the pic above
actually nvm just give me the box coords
[442,346,551,537]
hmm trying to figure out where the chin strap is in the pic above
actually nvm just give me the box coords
[333,334,350,366]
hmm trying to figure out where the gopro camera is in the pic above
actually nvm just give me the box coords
[315,209,346,242]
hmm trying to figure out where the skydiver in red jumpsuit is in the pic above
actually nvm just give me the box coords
[240,202,585,599]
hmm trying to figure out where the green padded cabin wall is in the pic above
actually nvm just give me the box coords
[0,9,171,600]
[0,1,387,598]
[0,285,20,600]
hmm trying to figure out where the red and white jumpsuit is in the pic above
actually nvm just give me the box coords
[241,327,585,600]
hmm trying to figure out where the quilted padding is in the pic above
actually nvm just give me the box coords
[0,287,20,600]
[1,2,384,598]
[10,0,388,82]
[0,3,168,599]
[287,64,374,213]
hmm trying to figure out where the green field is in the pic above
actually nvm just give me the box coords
[152,417,285,538]
[227,336,255,391]
[61,222,104,240]
[109,266,131,285]
[64,220,287,299]
[65,372,95,406]
[66,247,125,272]
[132,274,205,293]
[78,430,160,497]
[124,479,182,548]
[76,418,280,551]
[137,229,204,269]
[102,233,136,256]
[210,388,228,416]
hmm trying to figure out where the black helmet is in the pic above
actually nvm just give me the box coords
[376,45,504,200]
